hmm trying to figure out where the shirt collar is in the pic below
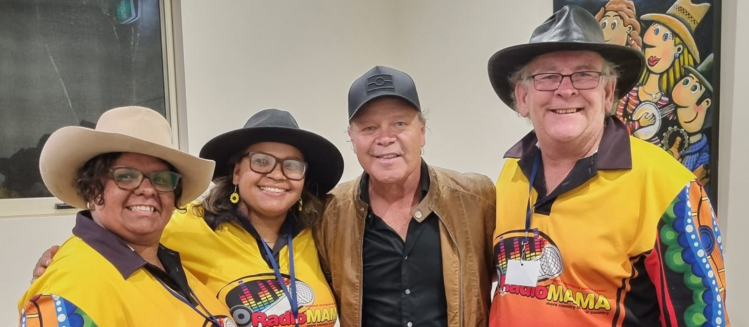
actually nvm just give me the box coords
[72,210,178,279]
[504,116,632,170]
[360,159,430,205]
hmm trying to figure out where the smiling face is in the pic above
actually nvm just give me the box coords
[600,11,631,46]
[348,97,425,185]
[643,22,683,73]
[515,51,616,147]
[673,73,711,133]
[233,142,305,221]
[91,152,176,247]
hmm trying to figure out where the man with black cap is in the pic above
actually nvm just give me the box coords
[487,5,728,326]
[315,66,496,327]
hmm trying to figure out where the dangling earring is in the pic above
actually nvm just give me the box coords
[298,198,303,212]
[674,53,680,59]
[230,185,239,204]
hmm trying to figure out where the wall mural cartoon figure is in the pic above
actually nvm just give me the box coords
[670,54,713,186]
[595,0,643,51]
[554,0,719,201]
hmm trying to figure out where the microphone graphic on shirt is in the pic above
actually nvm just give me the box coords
[225,277,315,326]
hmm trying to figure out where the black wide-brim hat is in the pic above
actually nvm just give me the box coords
[199,109,344,196]
[488,5,645,109]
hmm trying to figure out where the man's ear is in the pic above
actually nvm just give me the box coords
[515,83,531,117]
[603,79,617,112]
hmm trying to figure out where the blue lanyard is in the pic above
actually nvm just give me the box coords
[156,278,222,326]
[258,223,299,327]
[523,154,541,259]
[235,207,300,326]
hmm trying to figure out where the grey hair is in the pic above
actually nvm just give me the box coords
[508,57,621,116]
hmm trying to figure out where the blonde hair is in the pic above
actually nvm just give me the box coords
[638,35,695,95]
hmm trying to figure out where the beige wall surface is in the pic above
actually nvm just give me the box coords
[1,0,746,325]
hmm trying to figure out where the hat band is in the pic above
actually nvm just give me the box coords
[674,5,699,27]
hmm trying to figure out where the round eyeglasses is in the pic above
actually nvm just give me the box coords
[243,152,307,180]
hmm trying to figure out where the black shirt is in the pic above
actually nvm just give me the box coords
[360,160,448,327]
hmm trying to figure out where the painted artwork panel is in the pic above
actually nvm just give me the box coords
[553,0,720,203]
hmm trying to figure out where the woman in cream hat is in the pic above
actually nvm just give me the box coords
[18,106,236,327]
[32,108,345,327]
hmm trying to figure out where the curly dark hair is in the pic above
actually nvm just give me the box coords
[196,153,324,230]
[75,152,184,209]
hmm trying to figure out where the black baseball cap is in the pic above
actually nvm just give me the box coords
[347,66,421,121]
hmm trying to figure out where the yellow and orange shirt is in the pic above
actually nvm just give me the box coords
[18,211,235,327]
[490,118,728,327]
[162,204,338,327]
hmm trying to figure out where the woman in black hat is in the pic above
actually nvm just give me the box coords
[160,108,344,326]
[32,108,344,327]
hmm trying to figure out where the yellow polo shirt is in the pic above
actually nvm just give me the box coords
[161,204,338,327]
[490,118,729,326]
[18,212,235,327]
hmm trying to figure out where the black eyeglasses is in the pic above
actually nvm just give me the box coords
[243,152,307,180]
[109,167,181,193]
[530,71,604,91]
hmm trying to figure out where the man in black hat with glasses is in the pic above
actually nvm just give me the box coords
[488,5,728,326]
[315,66,496,327]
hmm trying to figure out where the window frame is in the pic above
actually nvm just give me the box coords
[0,0,186,219]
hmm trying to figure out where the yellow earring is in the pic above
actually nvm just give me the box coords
[298,198,303,211]
[230,185,239,204]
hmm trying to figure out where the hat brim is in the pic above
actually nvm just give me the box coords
[40,127,215,209]
[488,42,645,110]
[641,14,700,62]
[199,127,344,196]
[683,65,712,93]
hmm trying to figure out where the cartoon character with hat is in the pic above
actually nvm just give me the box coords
[616,0,710,146]
[667,53,714,185]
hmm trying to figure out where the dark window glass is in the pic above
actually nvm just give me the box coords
[0,0,167,199]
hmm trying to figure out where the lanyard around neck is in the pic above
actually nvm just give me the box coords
[523,154,541,258]
[260,224,299,327]
[237,208,300,327]
[156,278,221,326]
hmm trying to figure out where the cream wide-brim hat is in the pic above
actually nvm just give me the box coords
[40,106,215,209]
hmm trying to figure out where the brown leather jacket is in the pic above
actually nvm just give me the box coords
[314,165,496,327]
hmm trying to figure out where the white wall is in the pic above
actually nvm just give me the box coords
[391,0,549,179]
[180,1,402,183]
[0,216,76,324]
[1,0,747,325]
[719,0,748,325]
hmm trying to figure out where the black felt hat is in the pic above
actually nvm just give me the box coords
[488,5,645,109]
[199,109,344,195]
